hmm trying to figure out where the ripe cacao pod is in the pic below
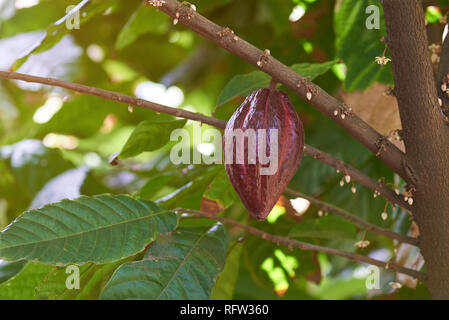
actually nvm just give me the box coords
[223,87,305,220]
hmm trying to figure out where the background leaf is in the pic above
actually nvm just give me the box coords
[211,241,243,300]
[100,223,228,299]
[115,3,169,50]
[216,60,337,107]
[0,262,52,300]
[119,119,186,158]
[289,215,357,241]
[334,0,393,90]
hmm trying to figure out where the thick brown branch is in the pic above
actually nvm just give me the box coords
[437,23,449,111]
[382,0,446,181]
[177,208,426,280]
[383,0,449,299]
[284,188,417,246]
[0,70,408,210]
[154,0,408,180]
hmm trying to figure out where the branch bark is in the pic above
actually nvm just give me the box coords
[153,0,408,180]
[284,188,417,246]
[382,0,449,299]
[177,208,426,280]
[0,70,407,209]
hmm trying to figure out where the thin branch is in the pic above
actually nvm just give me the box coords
[0,71,225,129]
[153,0,408,180]
[176,208,427,280]
[284,188,417,246]
[0,70,409,210]
[304,145,410,210]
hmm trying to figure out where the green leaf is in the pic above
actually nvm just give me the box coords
[156,166,220,209]
[119,119,187,158]
[334,0,393,90]
[216,71,270,107]
[0,195,178,265]
[12,0,119,71]
[137,174,175,199]
[216,60,337,107]
[289,216,357,240]
[290,60,338,80]
[35,259,127,300]
[0,260,27,285]
[211,241,243,300]
[314,277,367,299]
[0,0,72,38]
[0,139,73,197]
[115,4,169,50]
[260,0,292,35]
[0,262,52,300]
[203,169,237,210]
[100,224,228,299]
[37,95,117,138]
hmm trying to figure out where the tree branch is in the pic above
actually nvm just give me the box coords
[437,22,449,112]
[382,0,449,298]
[177,208,426,280]
[304,145,410,210]
[0,70,409,210]
[382,0,447,183]
[284,188,417,246]
[153,0,408,180]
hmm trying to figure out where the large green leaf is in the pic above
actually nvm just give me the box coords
[216,60,337,107]
[115,4,169,50]
[0,195,178,264]
[334,0,393,90]
[120,119,187,158]
[0,262,52,300]
[211,241,243,300]
[289,216,357,241]
[100,223,228,299]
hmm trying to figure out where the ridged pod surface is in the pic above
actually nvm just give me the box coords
[224,88,305,220]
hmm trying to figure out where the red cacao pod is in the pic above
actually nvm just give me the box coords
[223,87,305,220]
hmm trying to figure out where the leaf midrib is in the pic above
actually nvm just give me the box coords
[156,231,208,299]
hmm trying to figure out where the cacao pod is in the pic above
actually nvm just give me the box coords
[223,87,305,220]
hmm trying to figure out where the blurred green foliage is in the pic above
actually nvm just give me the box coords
[0,0,444,300]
